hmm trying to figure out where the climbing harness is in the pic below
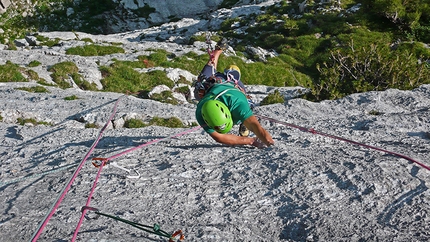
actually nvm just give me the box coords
[256,114,430,171]
[81,206,185,242]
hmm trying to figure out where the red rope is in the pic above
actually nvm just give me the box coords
[73,125,201,240]
[93,125,202,163]
[31,97,123,241]
[72,159,108,241]
[256,115,430,171]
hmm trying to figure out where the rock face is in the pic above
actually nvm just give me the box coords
[0,0,11,14]
[1,80,429,241]
[122,0,222,23]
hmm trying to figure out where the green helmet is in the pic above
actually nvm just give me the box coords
[201,100,233,134]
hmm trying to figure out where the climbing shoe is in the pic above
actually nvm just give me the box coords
[215,38,228,50]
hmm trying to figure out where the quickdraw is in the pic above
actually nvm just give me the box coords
[81,206,185,242]
[91,158,140,179]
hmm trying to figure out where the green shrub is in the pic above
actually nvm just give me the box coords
[17,117,37,126]
[0,61,27,82]
[175,85,190,96]
[24,69,46,83]
[66,44,125,56]
[124,118,146,128]
[149,116,185,128]
[188,34,207,45]
[37,79,57,86]
[100,62,173,93]
[48,61,96,90]
[41,39,61,47]
[85,123,98,128]
[28,60,42,67]
[72,73,98,91]
[260,90,285,106]
[368,110,384,115]
[310,40,430,101]
[64,95,79,100]
[48,61,78,89]
[80,38,94,43]
[17,117,51,126]
[150,91,179,105]
[16,86,50,93]
[412,25,430,43]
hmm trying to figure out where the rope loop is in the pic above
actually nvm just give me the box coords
[81,206,100,220]
[92,157,109,168]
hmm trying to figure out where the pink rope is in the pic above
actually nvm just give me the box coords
[71,125,202,240]
[71,159,107,241]
[31,97,123,241]
[97,125,201,162]
[256,115,430,171]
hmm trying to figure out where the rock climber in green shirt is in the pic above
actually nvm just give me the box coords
[194,39,274,148]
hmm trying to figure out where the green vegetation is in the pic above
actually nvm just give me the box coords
[0,61,27,82]
[16,86,50,93]
[85,123,98,128]
[17,117,52,126]
[149,116,186,128]
[260,90,285,106]
[48,61,98,90]
[1,0,429,102]
[48,61,78,89]
[66,44,125,56]
[64,95,79,100]
[124,118,146,128]
[150,91,179,105]
[368,110,383,115]
[26,69,46,83]
[124,116,186,128]
[100,60,173,94]
[28,60,42,67]
[35,35,60,47]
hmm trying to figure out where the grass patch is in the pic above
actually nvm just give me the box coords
[48,61,98,90]
[85,123,99,128]
[17,117,52,126]
[0,61,27,82]
[28,60,42,67]
[36,36,61,47]
[368,110,384,115]
[66,44,125,56]
[100,61,174,93]
[124,116,186,128]
[48,61,78,88]
[260,90,285,106]
[16,86,50,93]
[64,95,79,100]
[124,118,146,128]
[149,116,185,128]
[150,91,179,105]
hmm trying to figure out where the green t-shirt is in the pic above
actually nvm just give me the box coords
[195,83,253,133]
